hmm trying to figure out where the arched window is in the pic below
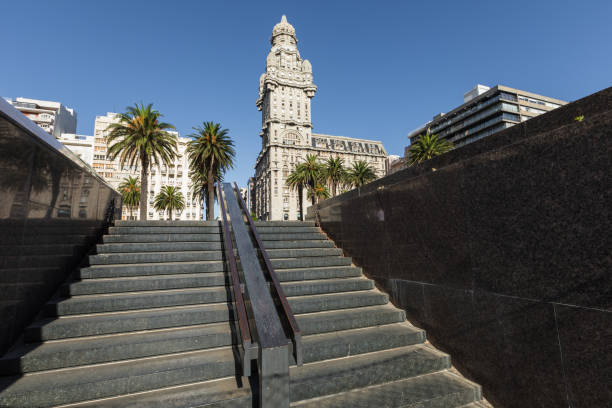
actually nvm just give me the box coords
[283,131,300,146]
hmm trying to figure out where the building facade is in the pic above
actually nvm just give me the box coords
[4,97,76,139]
[407,84,567,148]
[92,112,203,221]
[253,16,387,221]
[385,155,400,175]
[57,133,94,165]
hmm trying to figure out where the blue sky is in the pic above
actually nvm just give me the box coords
[3,0,611,186]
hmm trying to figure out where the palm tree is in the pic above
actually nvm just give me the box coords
[324,157,345,197]
[187,122,235,221]
[118,176,140,220]
[153,185,185,220]
[286,168,306,220]
[106,103,177,220]
[347,160,377,188]
[189,167,222,219]
[407,133,454,165]
[300,154,325,205]
[307,184,330,203]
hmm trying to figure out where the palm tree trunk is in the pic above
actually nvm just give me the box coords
[129,206,133,220]
[298,185,303,221]
[169,208,173,220]
[206,157,215,221]
[332,182,337,197]
[140,155,148,221]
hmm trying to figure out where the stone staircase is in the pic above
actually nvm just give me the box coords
[0,220,484,407]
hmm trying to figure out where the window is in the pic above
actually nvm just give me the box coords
[501,103,519,113]
[500,92,518,102]
[502,112,520,122]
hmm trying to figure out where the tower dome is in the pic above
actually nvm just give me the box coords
[271,15,297,44]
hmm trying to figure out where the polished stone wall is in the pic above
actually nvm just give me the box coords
[0,99,121,355]
[309,87,612,408]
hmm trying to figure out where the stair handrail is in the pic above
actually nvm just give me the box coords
[233,182,303,366]
[216,182,252,377]
[221,182,290,407]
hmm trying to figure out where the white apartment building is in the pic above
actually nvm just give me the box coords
[92,112,203,221]
[5,97,76,139]
[57,133,94,165]
[253,16,387,221]
[385,155,400,174]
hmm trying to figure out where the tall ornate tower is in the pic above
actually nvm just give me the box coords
[253,16,387,221]
[254,15,317,220]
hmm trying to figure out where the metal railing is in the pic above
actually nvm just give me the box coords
[217,182,289,407]
[216,183,252,377]
[233,182,303,366]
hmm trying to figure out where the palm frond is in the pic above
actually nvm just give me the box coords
[407,133,454,165]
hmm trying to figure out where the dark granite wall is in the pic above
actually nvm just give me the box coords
[0,99,121,355]
[309,87,612,408]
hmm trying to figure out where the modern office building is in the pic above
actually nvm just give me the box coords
[4,97,76,139]
[253,16,387,221]
[57,133,94,165]
[407,84,567,149]
[91,112,203,221]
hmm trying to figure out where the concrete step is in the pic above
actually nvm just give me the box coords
[276,265,362,281]
[103,233,222,244]
[65,273,227,295]
[96,241,223,253]
[271,256,352,269]
[282,277,374,297]
[1,322,234,373]
[263,240,333,249]
[47,287,229,316]
[60,377,251,408]
[296,305,405,335]
[78,261,225,279]
[2,321,423,374]
[25,303,231,341]
[260,232,325,241]
[298,322,425,366]
[89,250,223,265]
[55,279,379,316]
[289,290,388,314]
[266,247,342,259]
[255,226,320,234]
[108,226,221,235]
[69,267,361,295]
[27,300,400,343]
[289,345,451,403]
[291,371,481,408]
[0,347,238,408]
[115,220,219,227]
[254,221,315,227]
